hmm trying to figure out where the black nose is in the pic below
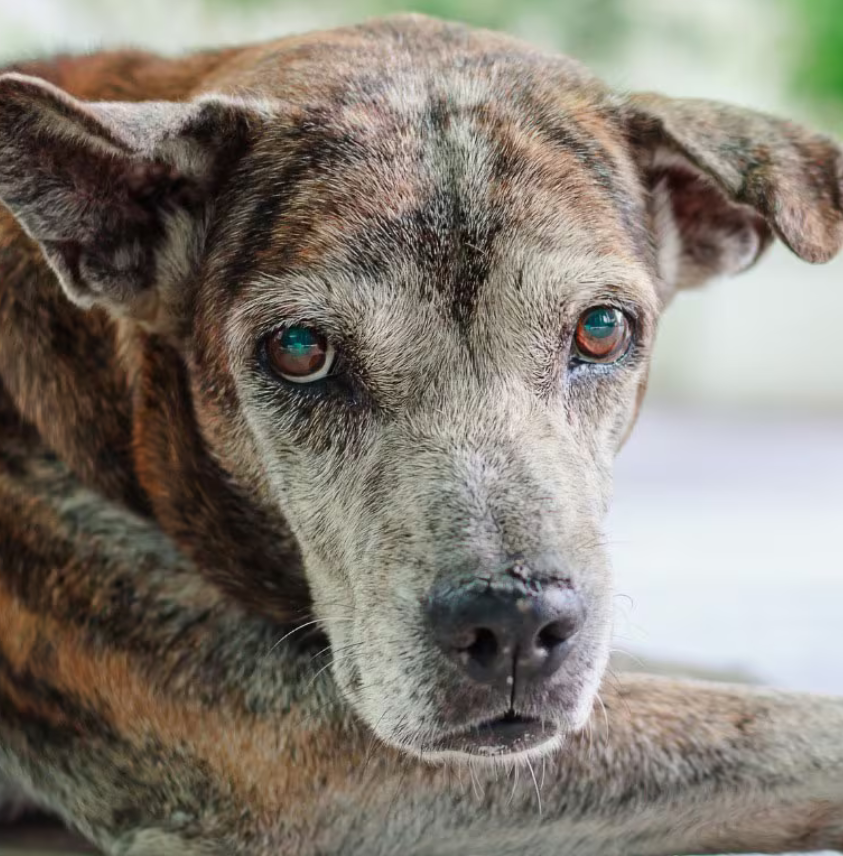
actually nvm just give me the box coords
[426,580,585,689]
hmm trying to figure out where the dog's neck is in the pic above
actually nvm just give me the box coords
[0,45,310,622]
[130,330,310,620]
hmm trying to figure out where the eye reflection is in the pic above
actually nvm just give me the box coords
[573,307,633,363]
[266,325,336,382]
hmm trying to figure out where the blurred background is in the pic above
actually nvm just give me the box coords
[0,2,840,853]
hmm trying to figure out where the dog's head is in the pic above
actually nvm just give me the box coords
[1,16,841,761]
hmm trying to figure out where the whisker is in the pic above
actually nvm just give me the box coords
[385,757,409,823]
[603,669,634,722]
[608,647,647,670]
[360,709,390,781]
[526,756,542,816]
[307,644,333,665]
[507,764,520,807]
[595,692,610,745]
[585,718,595,762]
[305,655,340,691]
[469,763,483,802]
[613,592,635,609]
[263,617,352,660]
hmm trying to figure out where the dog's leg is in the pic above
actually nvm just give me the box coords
[293,674,843,856]
[528,674,843,856]
[1,438,842,855]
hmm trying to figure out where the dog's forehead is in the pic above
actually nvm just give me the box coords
[205,20,659,369]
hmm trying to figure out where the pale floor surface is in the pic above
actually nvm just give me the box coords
[609,407,843,856]
[610,407,843,696]
[2,407,841,855]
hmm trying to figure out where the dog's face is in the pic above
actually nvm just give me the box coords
[1,16,841,761]
[204,59,663,759]
[214,109,655,758]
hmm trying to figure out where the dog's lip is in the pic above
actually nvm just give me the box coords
[423,713,558,757]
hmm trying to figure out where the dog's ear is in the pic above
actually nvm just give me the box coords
[0,73,259,329]
[626,93,843,296]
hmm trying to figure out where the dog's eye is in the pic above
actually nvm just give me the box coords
[573,307,633,363]
[266,325,335,383]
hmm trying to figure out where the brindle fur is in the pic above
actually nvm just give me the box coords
[0,14,842,855]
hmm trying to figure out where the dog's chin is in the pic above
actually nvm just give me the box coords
[337,643,605,765]
[414,714,566,763]
[365,711,571,765]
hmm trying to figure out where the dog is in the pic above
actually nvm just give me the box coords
[0,13,842,855]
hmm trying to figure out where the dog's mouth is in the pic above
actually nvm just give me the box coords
[422,711,560,757]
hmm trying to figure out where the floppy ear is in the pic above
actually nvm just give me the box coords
[0,73,258,328]
[626,93,843,296]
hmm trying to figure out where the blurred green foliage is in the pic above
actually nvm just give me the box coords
[784,0,843,113]
[359,0,628,60]
[206,0,629,64]
[207,0,843,124]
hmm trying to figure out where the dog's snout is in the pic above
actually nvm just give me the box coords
[426,581,585,690]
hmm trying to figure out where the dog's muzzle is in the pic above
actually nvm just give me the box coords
[422,571,585,754]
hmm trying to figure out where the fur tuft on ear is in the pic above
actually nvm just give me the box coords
[0,73,260,328]
[626,93,843,295]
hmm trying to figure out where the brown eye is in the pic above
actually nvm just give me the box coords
[573,307,633,363]
[266,325,335,383]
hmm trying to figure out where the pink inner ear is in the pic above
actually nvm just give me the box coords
[651,162,771,290]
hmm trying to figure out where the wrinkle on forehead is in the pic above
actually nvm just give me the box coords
[234,115,640,269]
[282,95,645,249]
[204,56,651,285]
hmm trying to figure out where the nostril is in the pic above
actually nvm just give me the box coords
[425,578,585,687]
[463,627,499,669]
[536,615,580,651]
